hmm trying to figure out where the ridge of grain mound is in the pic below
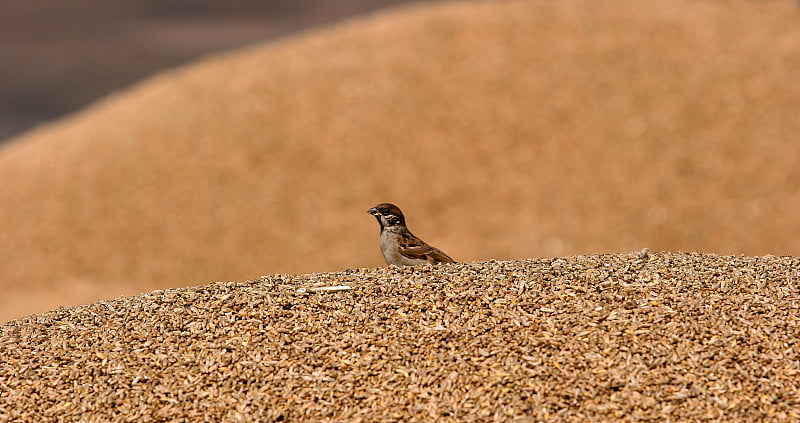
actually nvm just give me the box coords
[2,253,799,421]
[1,0,799,322]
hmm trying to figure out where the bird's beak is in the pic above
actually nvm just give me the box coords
[367,208,380,216]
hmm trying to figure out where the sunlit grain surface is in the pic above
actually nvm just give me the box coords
[2,253,799,421]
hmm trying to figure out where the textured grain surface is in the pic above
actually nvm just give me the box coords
[3,253,799,421]
[1,0,799,322]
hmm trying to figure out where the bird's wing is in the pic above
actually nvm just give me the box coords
[398,233,455,263]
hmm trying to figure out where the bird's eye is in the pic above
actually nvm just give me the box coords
[380,208,389,215]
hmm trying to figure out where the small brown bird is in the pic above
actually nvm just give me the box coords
[367,203,455,266]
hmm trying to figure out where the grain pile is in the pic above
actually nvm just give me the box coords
[1,0,799,322]
[2,252,798,421]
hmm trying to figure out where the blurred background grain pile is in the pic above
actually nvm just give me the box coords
[1,0,798,321]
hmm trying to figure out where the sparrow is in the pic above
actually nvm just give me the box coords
[367,203,455,266]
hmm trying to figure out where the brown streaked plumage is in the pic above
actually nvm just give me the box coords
[366,203,455,266]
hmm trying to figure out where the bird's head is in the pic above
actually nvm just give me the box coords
[367,203,406,228]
